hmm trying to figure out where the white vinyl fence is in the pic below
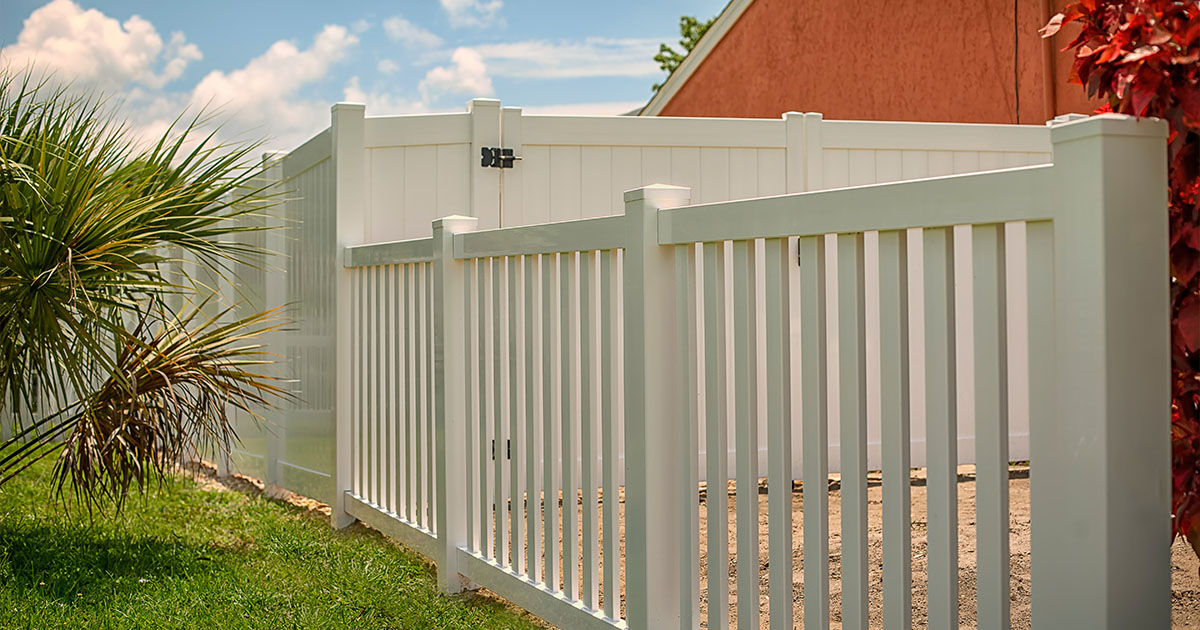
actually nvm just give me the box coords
[228,100,1071,500]
[224,109,1171,629]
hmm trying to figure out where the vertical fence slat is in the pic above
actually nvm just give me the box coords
[510,256,526,575]
[386,262,396,513]
[525,254,541,581]
[350,267,357,494]
[562,251,578,599]
[493,257,509,566]
[973,224,1010,630]
[600,248,621,621]
[465,261,476,549]
[879,230,912,630]
[733,238,760,630]
[702,241,730,630]
[543,253,561,590]
[581,251,600,609]
[837,232,868,630]
[676,244,701,629]
[799,235,830,630]
[397,265,407,519]
[408,264,418,523]
[426,262,436,531]
[765,237,793,630]
[416,263,427,528]
[479,259,493,557]
[923,226,958,630]
[374,266,383,507]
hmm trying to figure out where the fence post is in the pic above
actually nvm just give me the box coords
[1030,113,1170,627]
[332,102,367,529]
[261,150,288,497]
[468,98,502,230]
[623,184,691,630]
[432,214,478,592]
[784,111,822,193]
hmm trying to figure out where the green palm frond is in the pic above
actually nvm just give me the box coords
[0,69,291,512]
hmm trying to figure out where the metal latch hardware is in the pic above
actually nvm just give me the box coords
[481,147,520,168]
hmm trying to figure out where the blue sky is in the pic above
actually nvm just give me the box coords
[0,0,727,149]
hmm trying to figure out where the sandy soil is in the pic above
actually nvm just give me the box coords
[190,461,1200,629]
[690,466,1200,629]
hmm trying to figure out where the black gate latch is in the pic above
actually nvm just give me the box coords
[481,147,518,168]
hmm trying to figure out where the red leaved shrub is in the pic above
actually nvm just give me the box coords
[1043,0,1200,558]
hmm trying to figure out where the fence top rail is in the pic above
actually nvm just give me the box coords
[282,128,331,179]
[344,237,434,267]
[818,118,1054,152]
[363,112,472,149]
[519,113,784,148]
[657,164,1056,245]
[454,214,625,259]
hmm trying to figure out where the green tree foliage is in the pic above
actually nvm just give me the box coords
[0,71,289,512]
[652,14,717,92]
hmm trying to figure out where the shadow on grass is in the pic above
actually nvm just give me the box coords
[0,520,221,603]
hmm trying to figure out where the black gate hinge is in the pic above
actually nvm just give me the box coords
[481,147,520,169]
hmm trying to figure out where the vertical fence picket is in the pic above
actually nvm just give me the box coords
[733,238,760,630]
[799,235,830,630]
[465,261,476,549]
[374,266,383,507]
[352,269,362,497]
[702,241,730,630]
[425,262,436,531]
[387,265,397,514]
[581,251,601,610]
[879,230,912,630]
[493,257,509,566]
[562,251,579,600]
[543,253,561,591]
[525,254,541,582]
[601,249,621,622]
[973,224,1010,630]
[764,237,793,630]
[923,226,958,630]
[510,256,525,575]
[676,244,700,629]
[838,232,868,630]
[479,259,493,557]
[396,265,407,519]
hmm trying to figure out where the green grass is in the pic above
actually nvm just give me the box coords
[0,457,547,629]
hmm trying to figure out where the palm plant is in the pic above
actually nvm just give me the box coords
[0,70,290,511]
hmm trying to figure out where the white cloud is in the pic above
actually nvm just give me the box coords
[419,47,493,103]
[343,76,431,115]
[0,0,201,90]
[377,59,400,75]
[440,0,503,29]
[189,25,359,148]
[383,16,443,49]
[471,37,661,79]
[521,101,646,116]
[350,19,371,34]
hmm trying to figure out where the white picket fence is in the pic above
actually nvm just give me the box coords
[229,106,1170,629]
[229,100,1071,500]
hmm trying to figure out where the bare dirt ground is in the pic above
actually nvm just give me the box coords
[190,461,1200,629]
[690,466,1200,629]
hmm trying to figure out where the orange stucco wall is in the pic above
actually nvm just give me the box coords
[658,0,1099,123]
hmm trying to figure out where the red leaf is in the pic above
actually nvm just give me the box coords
[1179,86,1200,127]
[1131,67,1164,115]
[1179,294,1200,354]
[1041,13,1066,39]
[1123,45,1161,63]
